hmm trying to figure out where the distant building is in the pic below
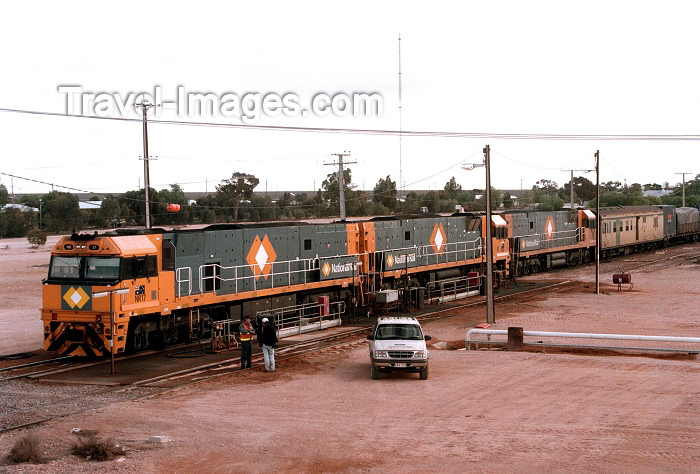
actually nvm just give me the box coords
[2,203,38,212]
[642,189,672,198]
[79,200,102,210]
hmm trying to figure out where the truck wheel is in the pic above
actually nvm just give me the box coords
[420,364,429,380]
[371,364,379,380]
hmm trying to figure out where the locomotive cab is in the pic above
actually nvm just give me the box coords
[41,233,163,358]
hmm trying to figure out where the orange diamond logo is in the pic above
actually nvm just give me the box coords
[386,254,394,267]
[430,223,447,253]
[63,286,90,309]
[246,235,277,280]
[545,216,555,241]
[322,262,331,277]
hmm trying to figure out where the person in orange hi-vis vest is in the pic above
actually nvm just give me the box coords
[239,315,255,369]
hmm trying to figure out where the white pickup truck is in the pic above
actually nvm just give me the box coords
[366,316,431,380]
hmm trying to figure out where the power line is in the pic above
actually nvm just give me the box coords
[3,106,700,140]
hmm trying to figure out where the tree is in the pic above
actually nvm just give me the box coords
[216,173,259,221]
[536,195,565,211]
[502,192,513,209]
[373,175,398,211]
[562,177,596,204]
[0,184,8,206]
[443,177,462,200]
[42,191,81,232]
[27,229,47,248]
[532,179,560,203]
[321,168,352,217]
[0,207,36,237]
[119,188,156,226]
[157,184,191,225]
[602,181,622,193]
[98,195,122,227]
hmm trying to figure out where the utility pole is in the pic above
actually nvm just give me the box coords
[325,152,356,221]
[484,145,495,324]
[461,146,494,323]
[398,33,404,197]
[562,168,593,209]
[136,99,157,229]
[595,150,600,295]
[675,172,693,207]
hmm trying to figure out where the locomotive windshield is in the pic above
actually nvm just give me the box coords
[49,256,81,279]
[85,257,121,279]
[48,256,121,281]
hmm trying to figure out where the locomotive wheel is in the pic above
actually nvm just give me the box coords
[568,252,580,267]
[532,260,541,273]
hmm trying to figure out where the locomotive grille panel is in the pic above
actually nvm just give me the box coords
[388,351,416,358]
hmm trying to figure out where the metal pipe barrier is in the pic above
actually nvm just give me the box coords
[257,301,345,338]
[426,276,481,303]
[466,328,700,353]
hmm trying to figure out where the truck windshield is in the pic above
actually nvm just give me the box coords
[375,324,423,340]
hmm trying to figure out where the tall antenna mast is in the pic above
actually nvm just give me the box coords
[398,32,403,196]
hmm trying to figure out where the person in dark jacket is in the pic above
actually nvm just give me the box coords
[258,317,278,372]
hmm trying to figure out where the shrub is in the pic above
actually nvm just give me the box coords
[6,435,45,464]
[71,435,122,462]
[27,229,47,248]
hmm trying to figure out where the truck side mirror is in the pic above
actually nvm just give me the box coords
[424,335,432,341]
[367,335,374,340]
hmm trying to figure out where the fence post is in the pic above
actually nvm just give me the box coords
[507,327,524,351]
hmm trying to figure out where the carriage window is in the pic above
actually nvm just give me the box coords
[304,239,312,250]
[653,217,659,228]
[529,222,534,230]
[613,223,617,232]
[405,231,411,240]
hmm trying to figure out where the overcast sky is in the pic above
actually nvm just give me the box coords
[1,1,699,197]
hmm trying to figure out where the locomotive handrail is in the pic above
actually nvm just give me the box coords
[516,228,579,250]
[192,253,365,296]
[175,267,192,297]
[373,237,482,270]
[257,300,345,336]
